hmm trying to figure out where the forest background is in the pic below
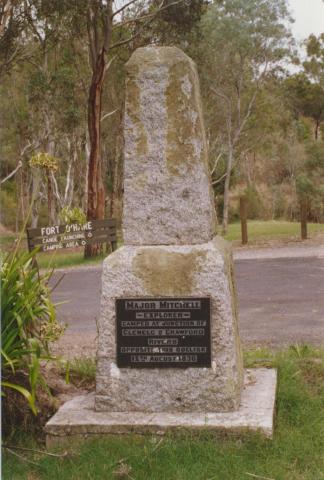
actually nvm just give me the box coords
[0,0,323,250]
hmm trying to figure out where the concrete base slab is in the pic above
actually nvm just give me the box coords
[45,368,276,448]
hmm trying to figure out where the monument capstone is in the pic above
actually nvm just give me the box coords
[45,46,277,445]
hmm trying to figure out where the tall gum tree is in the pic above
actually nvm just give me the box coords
[302,34,324,140]
[199,0,293,234]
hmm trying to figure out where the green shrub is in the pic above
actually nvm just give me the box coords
[1,245,64,414]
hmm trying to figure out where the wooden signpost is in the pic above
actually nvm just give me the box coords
[240,196,248,245]
[26,219,117,253]
[300,198,308,240]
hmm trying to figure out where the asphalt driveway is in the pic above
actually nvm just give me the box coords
[51,246,324,350]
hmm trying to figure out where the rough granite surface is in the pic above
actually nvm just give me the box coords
[46,368,277,448]
[123,46,216,245]
[95,236,243,413]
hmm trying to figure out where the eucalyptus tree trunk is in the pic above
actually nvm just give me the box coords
[85,49,107,256]
[86,50,106,220]
[85,0,113,257]
[110,109,124,219]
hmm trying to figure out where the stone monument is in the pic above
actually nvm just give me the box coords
[45,47,276,446]
[96,46,243,413]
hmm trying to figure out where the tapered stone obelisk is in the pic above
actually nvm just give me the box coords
[95,46,244,413]
[122,47,216,245]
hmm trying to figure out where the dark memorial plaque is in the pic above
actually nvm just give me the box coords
[116,297,211,368]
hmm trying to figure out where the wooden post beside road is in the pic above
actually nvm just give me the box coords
[240,196,248,245]
[300,198,308,240]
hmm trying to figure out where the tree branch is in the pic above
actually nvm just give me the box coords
[101,109,118,121]
[233,89,258,146]
[104,54,116,73]
[110,0,185,48]
[113,8,160,29]
[112,0,140,19]
[2,444,68,458]
[5,447,40,467]
[210,86,231,106]
[210,151,223,175]
[212,171,227,185]
[50,171,63,209]
[1,161,23,184]
[245,472,275,480]
[211,146,241,185]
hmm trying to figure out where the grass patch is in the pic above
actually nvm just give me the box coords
[63,357,96,388]
[224,220,324,243]
[3,346,324,479]
[36,251,105,270]
[2,221,323,269]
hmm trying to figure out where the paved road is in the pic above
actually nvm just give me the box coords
[51,254,324,348]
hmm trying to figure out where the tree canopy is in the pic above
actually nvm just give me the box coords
[0,0,323,235]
